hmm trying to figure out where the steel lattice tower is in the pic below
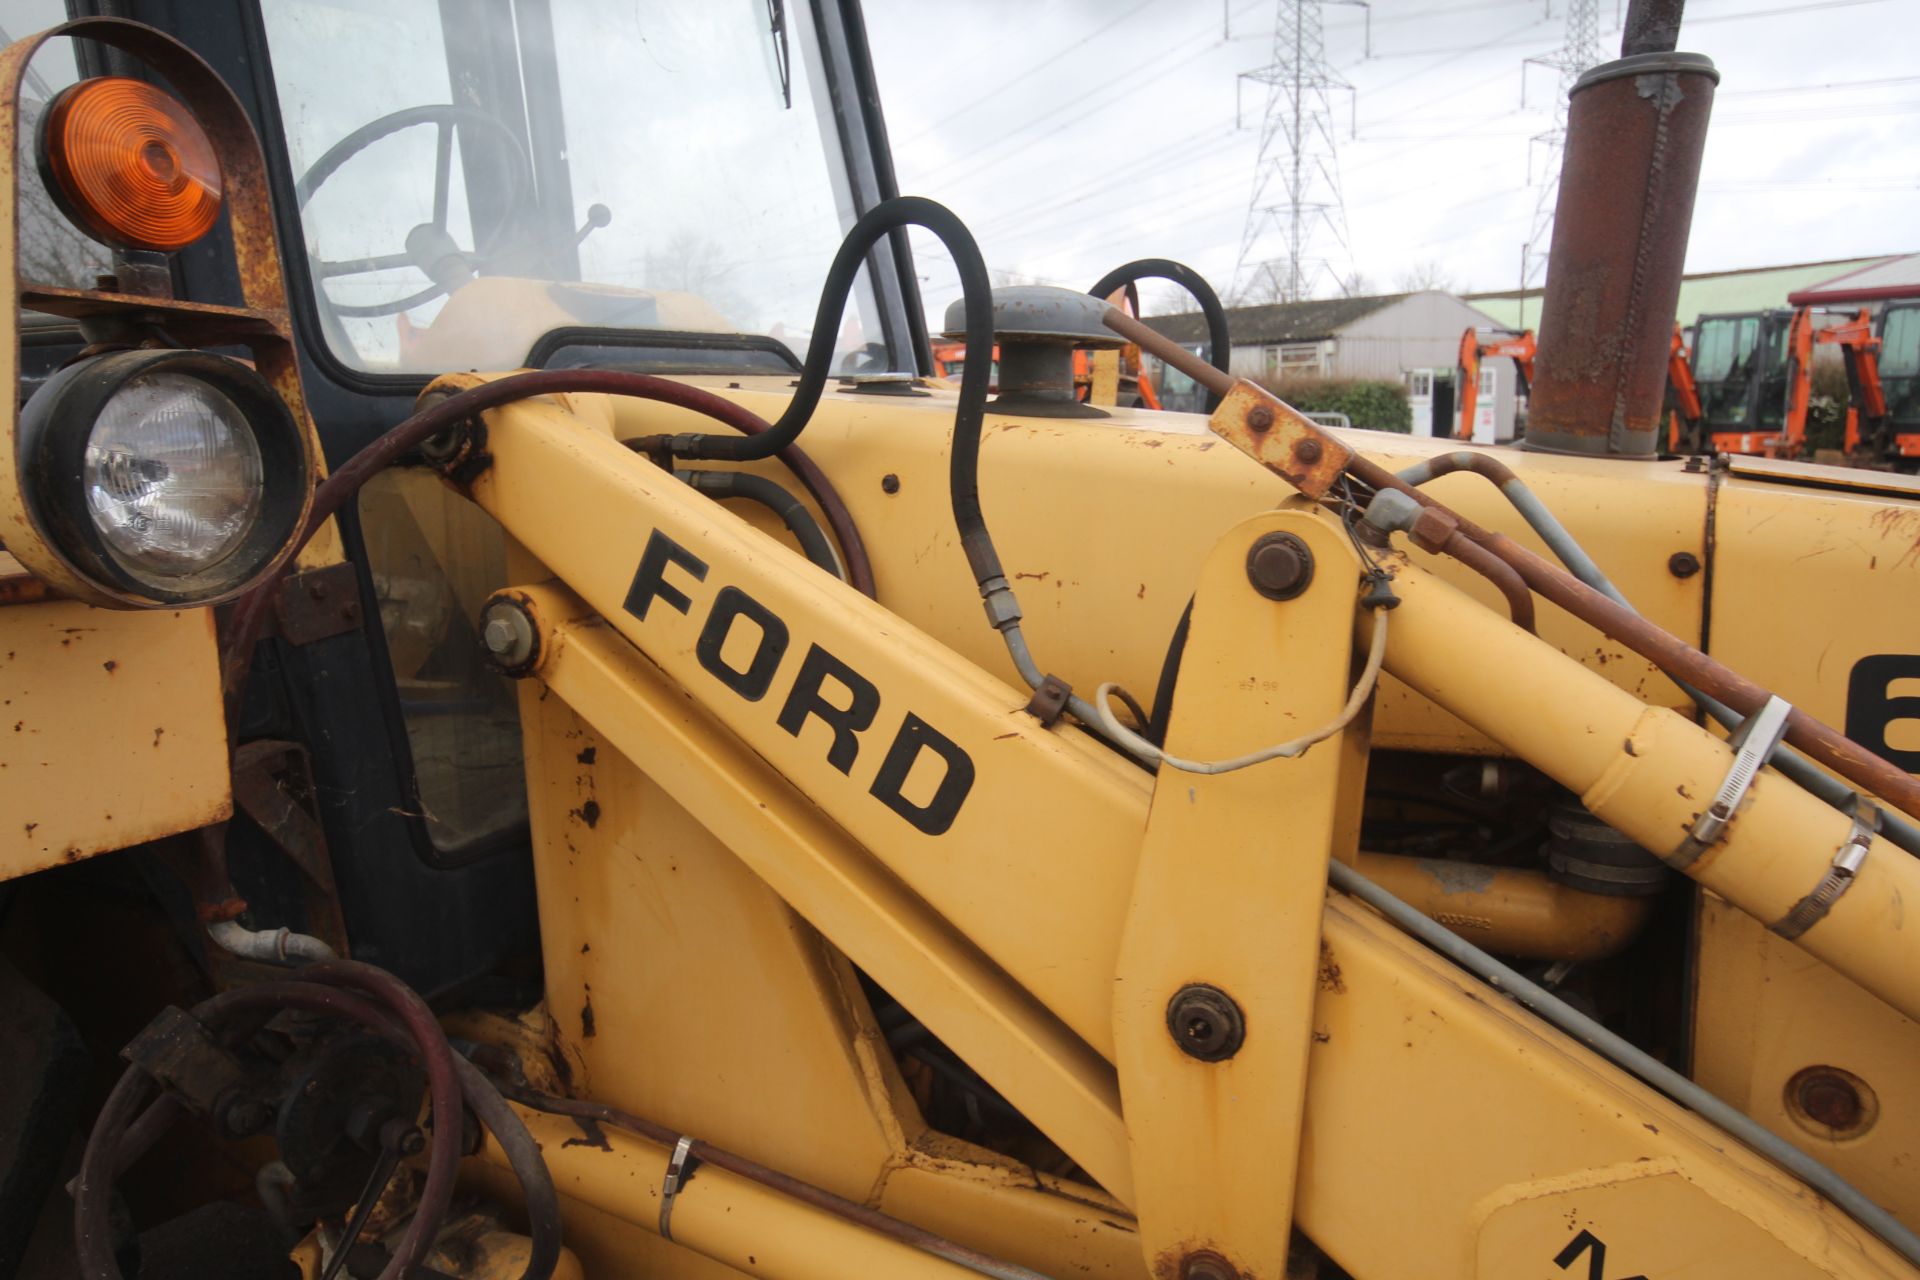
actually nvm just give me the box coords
[1517,0,1603,320]
[1232,0,1365,304]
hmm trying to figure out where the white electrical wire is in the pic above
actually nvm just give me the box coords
[1092,606,1390,774]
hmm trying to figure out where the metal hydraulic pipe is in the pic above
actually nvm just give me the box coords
[487,1099,1041,1280]
[1351,851,1655,962]
[1374,553,1920,1024]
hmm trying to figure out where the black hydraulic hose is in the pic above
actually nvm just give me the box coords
[1086,258,1231,412]
[1145,598,1193,747]
[677,470,842,579]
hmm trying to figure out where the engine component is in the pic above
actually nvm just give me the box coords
[1542,804,1669,897]
[942,286,1125,419]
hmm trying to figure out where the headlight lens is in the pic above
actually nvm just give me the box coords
[83,372,264,575]
[14,349,313,607]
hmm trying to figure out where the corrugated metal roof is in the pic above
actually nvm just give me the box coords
[1787,253,1920,305]
[1464,256,1894,331]
[1145,293,1409,346]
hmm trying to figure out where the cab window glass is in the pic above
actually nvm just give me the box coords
[359,469,526,853]
[5,4,115,290]
[261,0,890,376]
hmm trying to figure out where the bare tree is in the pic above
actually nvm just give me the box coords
[1392,260,1461,294]
[641,229,742,318]
[15,97,112,288]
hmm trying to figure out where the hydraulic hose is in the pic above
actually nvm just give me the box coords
[74,967,561,1280]
[1392,450,1920,858]
[221,367,877,721]
[1086,258,1231,412]
[676,469,842,579]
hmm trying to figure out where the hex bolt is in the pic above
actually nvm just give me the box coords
[1246,405,1275,432]
[1668,551,1701,579]
[1166,984,1246,1062]
[478,598,539,676]
[1293,437,1323,464]
[881,473,901,495]
[1246,532,1315,602]
[1181,1249,1239,1280]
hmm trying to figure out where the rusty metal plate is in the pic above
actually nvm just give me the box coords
[272,562,364,646]
[1206,380,1354,499]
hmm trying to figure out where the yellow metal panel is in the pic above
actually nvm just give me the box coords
[1693,893,1920,1229]
[460,398,1151,1066]
[1475,1164,1830,1279]
[599,383,1706,759]
[514,587,1134,1199]
[1295,900,1910,1279]
[519,685,907,1202]
[1112,509,1364,1279]
[0,597,229,878]
[878,1150,1147,1279]
[1709,471,1920,775]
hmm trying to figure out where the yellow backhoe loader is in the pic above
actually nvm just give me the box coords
[1,4,1917,1280]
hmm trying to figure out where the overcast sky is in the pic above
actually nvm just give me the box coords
[863,0,1920,320]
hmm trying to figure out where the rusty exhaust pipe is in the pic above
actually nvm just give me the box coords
[1524,0,1717,459]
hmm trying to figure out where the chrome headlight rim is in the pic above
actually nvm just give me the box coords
[17,348,311,606]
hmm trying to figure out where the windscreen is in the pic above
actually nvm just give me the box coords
[261,0,895,376]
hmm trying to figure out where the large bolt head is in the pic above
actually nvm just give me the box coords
[1165,983,1246,1062]
[477,599,538,675]
[1246,532,1315,601]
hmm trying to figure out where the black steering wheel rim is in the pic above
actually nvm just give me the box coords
[296,104,535,319]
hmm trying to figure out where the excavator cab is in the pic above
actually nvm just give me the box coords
[1689,308,1796,454]
[1876,300,1920,464]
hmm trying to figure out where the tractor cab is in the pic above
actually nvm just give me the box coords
[1689,307,1795,454]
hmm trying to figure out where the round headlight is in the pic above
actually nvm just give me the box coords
[84,372,265,574]
[17,350,312,606]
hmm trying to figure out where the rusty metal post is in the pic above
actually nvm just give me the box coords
[1524,48,1718,458]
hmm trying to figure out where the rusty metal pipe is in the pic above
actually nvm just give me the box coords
[1429,531,1536,633]
[1524,48,1718,458]
[1352,852,1655,961]
[1103,308,1231,398]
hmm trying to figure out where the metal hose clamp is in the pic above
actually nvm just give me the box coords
[658,1135,698,1241]
[1669,695,1793,869]
[1773,802,1878,941]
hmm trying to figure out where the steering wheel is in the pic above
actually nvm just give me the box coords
[296,104,535,318]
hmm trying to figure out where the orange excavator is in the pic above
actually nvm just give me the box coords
[1455,327,1534,441]
[1874,299,1920,463]
[1671,306,1888,460]
[1664,324,1703,452]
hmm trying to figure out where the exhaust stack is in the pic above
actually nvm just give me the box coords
[1524,0,1717,459]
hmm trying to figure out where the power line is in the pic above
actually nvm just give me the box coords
[891,0,1162,147]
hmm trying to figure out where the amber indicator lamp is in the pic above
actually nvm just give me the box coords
[38,75,224,254]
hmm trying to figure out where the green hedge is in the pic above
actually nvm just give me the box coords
[1254,375,1412,434]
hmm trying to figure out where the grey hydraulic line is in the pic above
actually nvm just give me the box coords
[1329,858,1920,1269]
